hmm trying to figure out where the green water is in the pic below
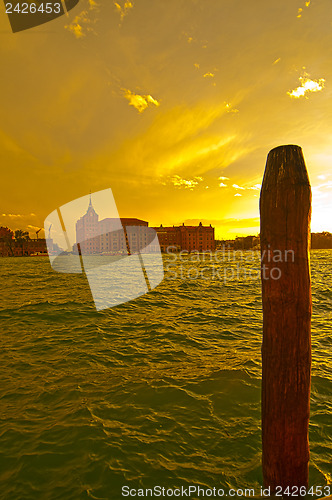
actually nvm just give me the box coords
[0,251,331,499]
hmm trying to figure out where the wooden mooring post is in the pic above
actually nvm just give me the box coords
[260,145,312,492]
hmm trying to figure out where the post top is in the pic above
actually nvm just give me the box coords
[269,144,302,154]
[262,144,310,189]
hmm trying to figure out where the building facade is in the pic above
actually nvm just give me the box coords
[0,238,48,256]
[75,198,149,255]
[153,222,215,252]
[76,198,101,254]
[75,198,215,254]
[99,218,149,254]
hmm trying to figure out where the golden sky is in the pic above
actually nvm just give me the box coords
[0,0,331,238]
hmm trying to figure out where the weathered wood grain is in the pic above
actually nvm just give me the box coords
[260,145,312,491]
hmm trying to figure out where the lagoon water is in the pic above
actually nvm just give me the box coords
[0,251,331,499]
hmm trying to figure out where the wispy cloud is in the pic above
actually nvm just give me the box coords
[232,183,261,191]
[288,74,325,98]
[114,0,134,22]
[65,0,99,38]
[170,175,203,190]
[203,72,215,78]
[219,176,229,181]
[312,180,332,195]
[132,102,242,177]
[219,182,227,187]
[225,103,239,113]
[123,89,160,113]
[1,213,23,218]
[297,0,311,18]
[94,100,247,185]
[66,17,85,38]
[1,212,37,219]
[234,193,242,197]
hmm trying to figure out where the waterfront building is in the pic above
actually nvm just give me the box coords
[0,237,48,256]
[1,200,216,258]
[75,197,215,254]
[153,222,215,252]
[76,197,101,255]
[75,198,149,255]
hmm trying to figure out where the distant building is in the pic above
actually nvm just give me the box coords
[1,201,215,257]
[233,235,259,250]
[26,238,48,255]
[76,197,101,254]
[75,198,215,254]
[75,197,149,255]
[216,236,260,251]
[153,222,215,252]
[0,237,48,256]
[0,241,13,256]
[99,218,149,254]
[153,225,180,252]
